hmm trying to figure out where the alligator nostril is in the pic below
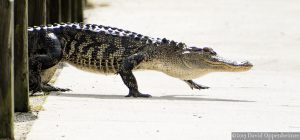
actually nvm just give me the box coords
[211,51,217,55]
[242,61,253,67]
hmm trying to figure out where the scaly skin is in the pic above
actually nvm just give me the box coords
[28,23,253,97]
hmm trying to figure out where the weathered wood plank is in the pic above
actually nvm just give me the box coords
[14,0,29,112]
[0,0,15,139]
[77,0,83,22]
[28,0,46,26]
[71,0,84,22]
[47,0,61,24]
[71,0,78,22]
[61,0,71,22]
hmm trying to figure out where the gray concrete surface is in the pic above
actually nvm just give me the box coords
[26,0,300,139]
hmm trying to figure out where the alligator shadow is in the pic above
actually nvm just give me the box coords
[51,92,254,103]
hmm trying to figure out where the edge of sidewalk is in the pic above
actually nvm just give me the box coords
[14,63,64,140]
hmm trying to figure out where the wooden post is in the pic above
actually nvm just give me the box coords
[28,0,46,26]
[71,0,77,22]
[47,0,61,24]
[0,0,15,139]
[77,0,83,22]
[14,0,29,112]
[61,0,71,22]
[71,0,84,22]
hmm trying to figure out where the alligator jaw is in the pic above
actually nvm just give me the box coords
[206,55,253,72]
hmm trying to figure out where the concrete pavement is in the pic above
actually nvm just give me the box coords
[26,0,300,139]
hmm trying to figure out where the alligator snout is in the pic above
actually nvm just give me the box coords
[236,61,253,67]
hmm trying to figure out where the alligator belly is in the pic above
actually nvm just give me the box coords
[64,58,120,75]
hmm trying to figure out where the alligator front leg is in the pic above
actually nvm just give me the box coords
[119,53,151,98]
[184,80,209,90]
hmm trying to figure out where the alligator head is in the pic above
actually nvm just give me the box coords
[177,46,253,79]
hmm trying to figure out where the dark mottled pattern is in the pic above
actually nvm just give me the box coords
[28,22,252,97]
[27,23,188,97]
[28,23,185,74]
[28,23,252,97]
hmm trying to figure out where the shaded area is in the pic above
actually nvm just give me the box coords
[14,95,47,139]
[14,112,38,140]
[15,112,38,123]
[52,92,255,102]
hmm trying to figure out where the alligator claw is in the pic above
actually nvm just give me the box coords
[190,84,209,90]
[41,84,71,92]
[184,80,209,90]
[125,90,152,98]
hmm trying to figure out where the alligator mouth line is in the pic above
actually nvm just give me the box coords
[204,56,253,72]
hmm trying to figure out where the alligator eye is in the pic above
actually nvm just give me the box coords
[203,47,211,52]
[203,47,216,55]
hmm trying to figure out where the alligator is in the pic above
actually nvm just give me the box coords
[28,23,253,97]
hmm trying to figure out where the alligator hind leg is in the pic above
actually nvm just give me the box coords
[29,32,67,94]
[184,80,209,90]
[29,65,43,94]
[31,32,63,69]
[119,53,151,98]
[29,63,70,95]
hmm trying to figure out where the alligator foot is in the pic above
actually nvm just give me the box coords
[125,90,152,98]
[119,53,152,98]
[184,80,209,90]
[41,83,71,92]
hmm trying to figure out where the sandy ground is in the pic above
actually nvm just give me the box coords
[23,0,300,139]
